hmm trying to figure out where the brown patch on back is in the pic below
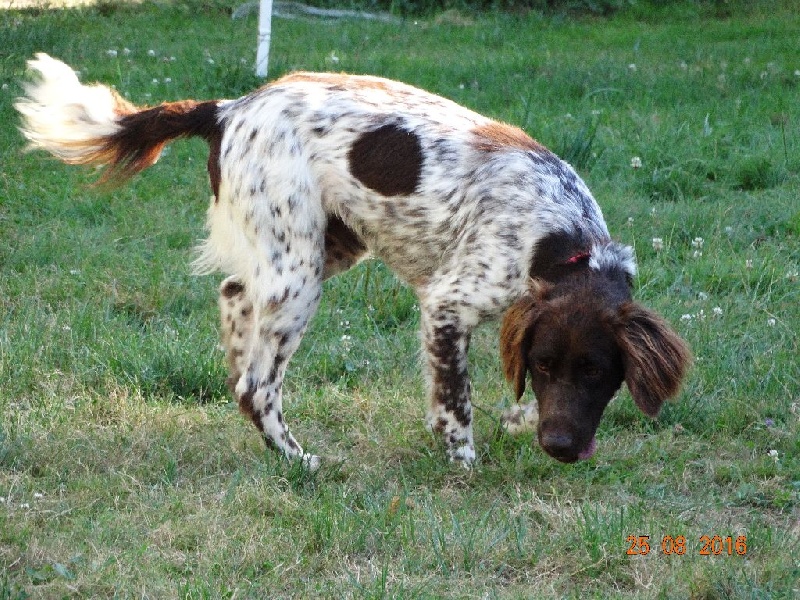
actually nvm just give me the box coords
[348,123,423,196]
[471,121,546,153]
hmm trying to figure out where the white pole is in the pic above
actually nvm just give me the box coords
[256,0,273,77]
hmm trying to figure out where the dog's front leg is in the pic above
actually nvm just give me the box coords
[420,308,475,467]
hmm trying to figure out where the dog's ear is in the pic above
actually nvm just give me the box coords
[615,302,692,417]
[500,280,549,400]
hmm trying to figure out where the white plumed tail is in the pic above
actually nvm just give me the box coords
[15,53,134,164]
[15,53,222,183]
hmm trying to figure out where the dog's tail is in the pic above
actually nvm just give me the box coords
[15,53,221,182]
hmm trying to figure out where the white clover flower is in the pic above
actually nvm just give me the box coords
[767,318,776,327]
[628,63,637,72]
[680,314,693,322]
[106,49,118,57]
[630,156,642,169]
[152,78,159,84]
[164,77,172,84]
[148,49,156,57]
[746,259,753,269]
[627,216,634,226]
[692,237,704,249]
[1,83,7,91]
[795,70,800,78]
[652,237,664,252]
[33,492,44,499]
[341,334,352,341]
[768,449,779,462]
[693,250,703,259]
[724,226,734,235]
[698,292,709,301]
[712,307,723,316]
[123,48,131,56]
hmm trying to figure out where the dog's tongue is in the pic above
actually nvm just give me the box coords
[578,436,597,460]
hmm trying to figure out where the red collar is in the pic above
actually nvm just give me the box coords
[566,251,591,264]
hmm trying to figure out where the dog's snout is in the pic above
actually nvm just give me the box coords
[538,417,584,463]
[540,430,575,454]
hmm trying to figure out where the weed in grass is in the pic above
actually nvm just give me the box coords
[555,117,601,172]
[734,155,786,191]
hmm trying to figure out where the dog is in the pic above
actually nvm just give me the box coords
[16,54,690,468]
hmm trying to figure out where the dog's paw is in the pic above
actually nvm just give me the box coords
[301,453,322,472]
[501,403,539,436]
[449,443,476,469]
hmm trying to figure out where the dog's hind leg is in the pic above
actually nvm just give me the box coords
[211,162,326,469]
[226,264,323,470]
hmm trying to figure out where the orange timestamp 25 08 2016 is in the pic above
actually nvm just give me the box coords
[626,535,748,556]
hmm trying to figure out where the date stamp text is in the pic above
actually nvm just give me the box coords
[626,535,748,556]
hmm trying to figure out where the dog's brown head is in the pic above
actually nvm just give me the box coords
[500,247,690,463]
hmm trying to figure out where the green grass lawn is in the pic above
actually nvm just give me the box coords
[1,1,798,597]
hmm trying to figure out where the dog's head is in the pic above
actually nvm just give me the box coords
[500,265,690,463]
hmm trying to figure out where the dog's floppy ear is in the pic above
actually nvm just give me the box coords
[500,280,550,399]
[615,302,692,417]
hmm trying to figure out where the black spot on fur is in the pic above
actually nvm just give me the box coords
[221,279,245,299]
[348,123,423,196]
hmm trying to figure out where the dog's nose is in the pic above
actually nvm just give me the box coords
[540,431,574,454]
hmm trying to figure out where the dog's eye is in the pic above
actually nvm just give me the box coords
[585,365,603,379]
[534,359,552,374]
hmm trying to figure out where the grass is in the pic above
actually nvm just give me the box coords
[0,1,798,597]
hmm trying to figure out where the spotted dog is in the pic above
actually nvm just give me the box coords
[17,54,690,468]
